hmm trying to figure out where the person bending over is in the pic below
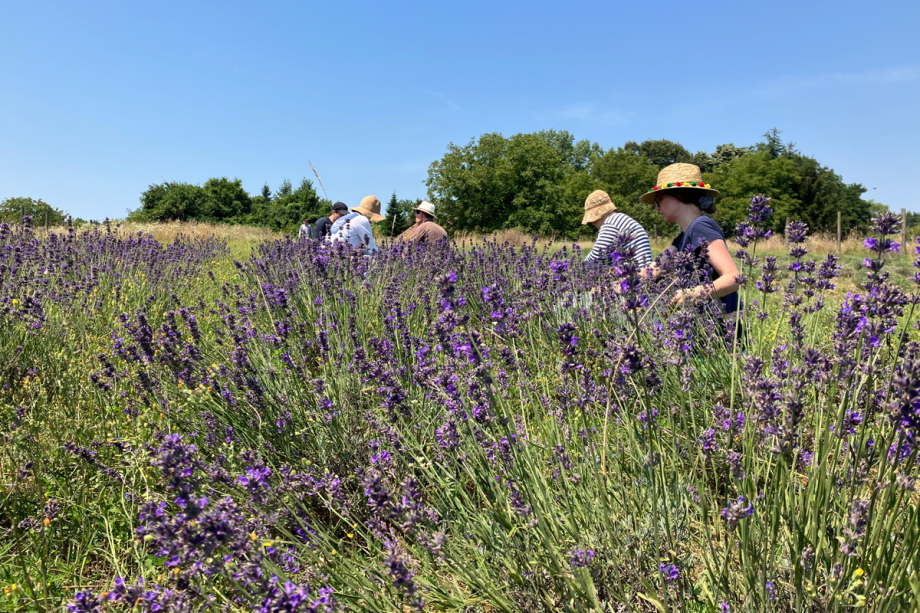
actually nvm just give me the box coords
[582,190,652,267]
[641,163,740,313]
[328,195,386,254]
[312,202,348,239]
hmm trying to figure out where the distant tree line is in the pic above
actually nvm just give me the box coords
[426,129,877,238]
[5,128,911,239]
[128,181,424,238]
[0,197,73,226]
[126,177,332,235]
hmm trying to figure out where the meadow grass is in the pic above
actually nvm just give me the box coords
[1,215,919,612]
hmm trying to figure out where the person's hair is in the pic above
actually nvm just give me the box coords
[417,210,433,222]
[665,188,718,214]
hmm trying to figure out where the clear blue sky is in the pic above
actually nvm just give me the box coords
[2,0,919,220]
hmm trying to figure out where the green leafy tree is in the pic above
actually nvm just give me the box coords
[502,133,569,235]
[637,139,692,168]
[535,129,602,172]
[590,147,671,236]
[130,182,204,221]
[865,199,889,217]
[428,127,875,241]
[689,151,715,173]
[427,133,515,233]
[261,184,273,201]
[276,180,293,198]
[249,179,328,233]
[711,143,753,167]
[0,197,69,225]
[705,150,802,234]
[707,131,871,235]
[758,128,794,159]
[199,177,252,222]
[428,132,575,236]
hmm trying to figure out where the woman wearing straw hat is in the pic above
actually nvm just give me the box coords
[640,163,740,313]
[399,201,447,243]
[328,195,386,254]
[582,190,652,267]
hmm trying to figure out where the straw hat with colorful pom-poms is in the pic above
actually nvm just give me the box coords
[638,163,720,205]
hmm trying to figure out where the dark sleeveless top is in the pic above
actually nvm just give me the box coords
[672,216,739,314]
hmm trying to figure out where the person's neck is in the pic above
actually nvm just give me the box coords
[675,207,702,233]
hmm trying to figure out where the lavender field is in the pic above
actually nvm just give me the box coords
[2,203,919,612]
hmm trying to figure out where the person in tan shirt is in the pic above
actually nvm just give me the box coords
[399,201,447,243]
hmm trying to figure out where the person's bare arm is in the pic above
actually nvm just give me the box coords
[675,239,739,302]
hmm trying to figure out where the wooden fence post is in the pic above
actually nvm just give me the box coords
[785,217,790,245]
[902,208,908,255]
[20,202,25,224]
[45,211,49,231]
[837,211,842,253]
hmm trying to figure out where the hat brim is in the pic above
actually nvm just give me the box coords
[582,202,617,225]
[353,208,386,223]
[639,186,720,205]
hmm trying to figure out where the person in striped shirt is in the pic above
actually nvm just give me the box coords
[581,190,652,267]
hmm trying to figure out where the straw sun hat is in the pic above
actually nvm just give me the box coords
[638,163,720,205]
[414,201,436,218]
[581,190,617,225]
[352,195,386,222]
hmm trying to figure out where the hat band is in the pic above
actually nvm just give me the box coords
[648,181,710,193]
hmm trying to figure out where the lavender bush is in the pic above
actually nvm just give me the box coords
[1,205,919,612]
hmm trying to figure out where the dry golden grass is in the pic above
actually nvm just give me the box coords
[450,228,595,251]
[38,220,283,244]
[725,231,869,255]
[451,228,885,257]
[33,220,284,257]
[113,221,283,244]
[32,221,910,261]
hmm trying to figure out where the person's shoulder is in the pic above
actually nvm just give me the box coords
[608,212,647,233]
[621,212,647,230]
[694,215,725,237]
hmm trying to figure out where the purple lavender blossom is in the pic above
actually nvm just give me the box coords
[659,563,679,581]
[721,496,754,531]
[569,547,596,568]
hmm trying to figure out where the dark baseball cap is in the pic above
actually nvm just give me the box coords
[331,201,349,213]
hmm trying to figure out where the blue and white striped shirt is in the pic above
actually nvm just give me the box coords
[584,212,652,267]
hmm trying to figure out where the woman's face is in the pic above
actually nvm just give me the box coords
[654,194,682,224]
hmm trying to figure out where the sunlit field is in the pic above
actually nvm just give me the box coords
[2,204,919,612]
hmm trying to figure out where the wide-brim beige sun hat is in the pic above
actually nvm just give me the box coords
[639,163,720,205]
[582,190,617,224]
[414,201,436,218]
[352,195,386,222]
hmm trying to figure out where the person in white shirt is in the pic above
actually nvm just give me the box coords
[298,219,311,239]
[327,195,386,254]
